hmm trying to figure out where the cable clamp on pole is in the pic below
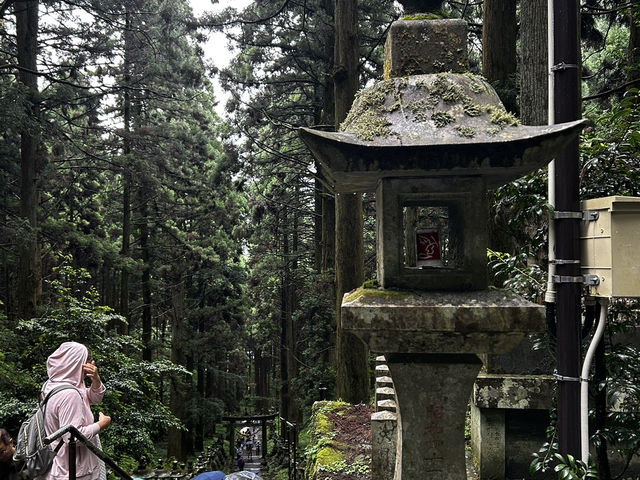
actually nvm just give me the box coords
[554,373,580,383]
[553,210,599,221]
[550,259,581,265]
[583,210,600,221]
[551,62,579,72]
[583,274,600,286]
[552,274,600,286]
[552,275,583,284]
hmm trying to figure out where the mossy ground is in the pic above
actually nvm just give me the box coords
[304,402,373,480]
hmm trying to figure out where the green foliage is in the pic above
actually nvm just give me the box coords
[581,89,640,198]
[553,454,598,480]
[530,432,558,477]
[487,249,546,302]
[586,299,640,474]
[291,271,337,418]
[582,15,631,109]
[0,267,185,466]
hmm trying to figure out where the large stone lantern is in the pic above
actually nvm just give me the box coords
[300,16,584,480]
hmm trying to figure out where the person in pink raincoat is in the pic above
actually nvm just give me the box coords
[42,342,111,480]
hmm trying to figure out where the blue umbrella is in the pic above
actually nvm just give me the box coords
[191,471,227,480]
[224,471,263,480]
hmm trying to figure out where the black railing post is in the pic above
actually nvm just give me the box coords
[45,424,132,480]
[285,438,291,480]
[292,423,297,480]
[228,421,234,461]
[261,418,267,459]
[69,434,77,480]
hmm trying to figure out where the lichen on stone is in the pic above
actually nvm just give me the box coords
[454,125,476,138]
[432,60,445,71]
[362,279,380,289]
[343,286,410,304]
[486,105,520,127]
[413,78,431,89]
[347,110,393,141]
[428,74,465,103]
[431,110,455,127]
[316,446,344,467]
[485,126,501,136]
[401,12,446,20]
[442,85,464,103]
[340,78,411,140]
[408,97,439,122]
[465,77,488,94]
[462,97,482,117]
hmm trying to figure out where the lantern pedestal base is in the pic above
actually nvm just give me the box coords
[387,354,481,480]
[342,288,545,479]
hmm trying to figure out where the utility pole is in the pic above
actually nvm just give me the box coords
[552,0,582,458]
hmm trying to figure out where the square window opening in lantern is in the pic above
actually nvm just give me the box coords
[402,206,455,269]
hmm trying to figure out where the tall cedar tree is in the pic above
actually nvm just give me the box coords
[2,0,248,460]
[209,0,397,420]
[334,0,369,405]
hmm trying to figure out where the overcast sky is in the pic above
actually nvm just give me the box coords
[189,0,252,68]
[188,0,252,114]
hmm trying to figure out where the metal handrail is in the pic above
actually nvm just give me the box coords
[44,424,133,480]
[278,417,298,480]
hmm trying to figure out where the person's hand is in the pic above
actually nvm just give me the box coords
[83,360,102,389]
[98,412,111,431]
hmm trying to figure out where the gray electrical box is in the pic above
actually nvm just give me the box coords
[580,196,640,298]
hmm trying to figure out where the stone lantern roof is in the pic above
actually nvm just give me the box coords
[300,73,585,193]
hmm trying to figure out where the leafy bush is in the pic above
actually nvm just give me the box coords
[0,267,186,468]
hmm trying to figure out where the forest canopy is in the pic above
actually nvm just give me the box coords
[1,0,640,476]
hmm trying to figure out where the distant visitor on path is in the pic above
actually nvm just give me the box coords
[42,342,111,480]
[245,438,253,460]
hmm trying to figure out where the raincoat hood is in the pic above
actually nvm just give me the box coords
[46,341,88,388]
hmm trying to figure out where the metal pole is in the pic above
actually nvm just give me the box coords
[69,435,77,480]
[552,0,582,458]
[228,421,234,461]
[292,423,297,480]
[286,434,291,480]
[261,418,267,459]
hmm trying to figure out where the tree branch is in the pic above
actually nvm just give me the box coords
[0,0,15,18]
[0,63,93,89]
[197,0,292,28]
[583,78,640,101]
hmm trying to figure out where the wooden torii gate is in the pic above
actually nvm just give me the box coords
[222,413,277,461]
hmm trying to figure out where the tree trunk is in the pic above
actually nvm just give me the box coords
[195,318,205,451]
[482,0,517,113]
[287,192,300,422]
[334,0,369,405]
[254,346,270,413]
[628,7,640,84]
[520,0,548,126]
[279,208,291,427]
[320,0,336,273]
[279,203,300,424]
[335,194,369,403]
[322,189,336,272]
[15,0,42,320]
[140,184,153,361]
[167,273,188,460]
[119,7,134,334]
